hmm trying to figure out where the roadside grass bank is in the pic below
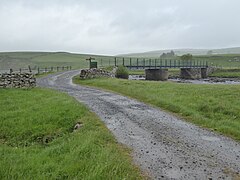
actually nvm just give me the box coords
[0,88,143,179]
[73,77,240,141]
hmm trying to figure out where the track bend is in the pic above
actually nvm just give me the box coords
[37,70,240,180]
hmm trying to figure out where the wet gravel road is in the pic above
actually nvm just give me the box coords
[38,70,240,180]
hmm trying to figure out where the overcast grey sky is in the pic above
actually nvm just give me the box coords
[0,0,239,55]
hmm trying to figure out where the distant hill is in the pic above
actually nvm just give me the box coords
[119,47,240,57]
[1,50,240,71]
[0,51,114,71]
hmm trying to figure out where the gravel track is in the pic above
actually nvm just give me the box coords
[37,70,240,180]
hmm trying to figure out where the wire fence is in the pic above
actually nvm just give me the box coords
[0,66,72,74]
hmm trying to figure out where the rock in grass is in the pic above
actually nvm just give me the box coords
[73,122,83,131]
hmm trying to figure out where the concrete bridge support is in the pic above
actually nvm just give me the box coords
[145,69,169,81]
[180,68,202,79]
[201,68,208,79]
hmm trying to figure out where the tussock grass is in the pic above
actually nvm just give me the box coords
[116,65,129,79]
[0,88,143,179]
[74,78,240,141]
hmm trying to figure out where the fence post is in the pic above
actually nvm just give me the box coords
[115,57,117,67]
[19,68,21,73]
[123,58,125,66]
[28,65,32,73]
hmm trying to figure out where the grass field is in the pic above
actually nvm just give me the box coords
[1,52,240,72]
[209,69,240,78]
[193,54,240,68]
[0,88,142,179]
[74,77,240,141]
[0,52,115,71]
[117,54,240,68]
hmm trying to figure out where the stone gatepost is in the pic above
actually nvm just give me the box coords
[145,69,169,81]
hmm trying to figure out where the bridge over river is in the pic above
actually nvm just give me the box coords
[112,58,209,69]
[93,57,212,80]
[110,58,211,80]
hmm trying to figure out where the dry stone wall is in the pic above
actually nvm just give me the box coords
[80,68,115,79]
[0,73,36,88]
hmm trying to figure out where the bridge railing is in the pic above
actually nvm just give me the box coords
[108,58,208,69]
[95,57,209,69]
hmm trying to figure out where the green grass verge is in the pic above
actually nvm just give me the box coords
[0,88,143,179]
[73,77,240,141]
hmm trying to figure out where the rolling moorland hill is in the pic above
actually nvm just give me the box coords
[120,47,240,57]
[0,52,114,71]
[0,50,240,71]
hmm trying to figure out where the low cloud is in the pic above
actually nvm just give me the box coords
[0,0,239,55]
